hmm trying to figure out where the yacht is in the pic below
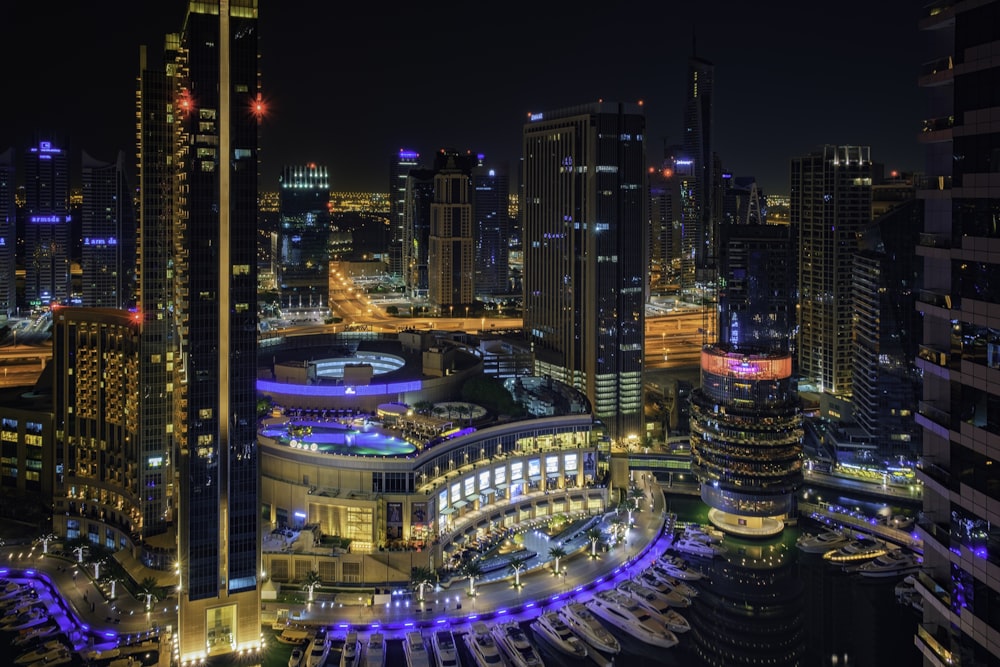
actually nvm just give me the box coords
[822,537,888,564]
[556,601,621,655]
[796,528,852,554]
[679,523,724,544]
[652,557,704,582]
[491,620,544,667]
[856,549,922,578]
[463,621,507,667]
[430,628,460,667]
[404,630,433,667]
[288,647,305,667]
[364,632,386,667]
[636,571,691,607]
[616,579,673,616]
[585,589,679,649]
[306,627,332,667]
[13,619,61,646]
[15,640,66,666]
[340,631,361,667]
[671,537,726,558]
[646,565,698,607]
[529,610,588,659]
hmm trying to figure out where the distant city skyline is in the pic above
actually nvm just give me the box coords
[4,2,925,197]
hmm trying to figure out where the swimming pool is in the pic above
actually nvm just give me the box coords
[260,418,417,457]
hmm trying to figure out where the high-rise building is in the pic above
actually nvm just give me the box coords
[0,148,15,317]
[648,145,683,295]
[680,49,716,288]
[160,1,262,659]
[472,161,510,298]
[522,102,646,442]
[914,1,1000,664]
[427,153,474,312]
[792,145,873,398]
[23,139,71,309]
[277,163,331,316]
[389,149,420,278]
[80,150,136,309]
[689,221,802,536]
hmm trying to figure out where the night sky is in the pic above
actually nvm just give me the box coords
[5,1,926,196]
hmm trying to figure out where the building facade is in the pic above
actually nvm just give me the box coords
[792,145,873,397]
[389,149,420,279]
[521,102,646,443]
[472,162,511,299]
[81,150,136,309]
[0,148,15,317]
[427,157,474,312]
[680,51,716,288]
[914,1,1000,664]
[277,163,331,317]
[169,1,263,659]
[23,139,72,309]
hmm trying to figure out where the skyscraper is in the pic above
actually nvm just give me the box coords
[427,153,474,312]
[81,150,136,309]
[0,148,14,317]
[680,49,715,288]
[389,149,420,278]
[277,163,331,315]
[23,139,71,309]
[689,221,802,535]
[522,102,646,442]
[915,1,1000,664]
[792,145,873,398]
[163,1,262,659]
[472,161,511,299]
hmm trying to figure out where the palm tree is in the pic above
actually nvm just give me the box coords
[303,569,322,602]
[608,515,625,545]
[410,566,435,604]
[462,560,484,596]
[137,576,160,610]
[548,546,567,575]
[508,556,530,588]
[585,527,604,558]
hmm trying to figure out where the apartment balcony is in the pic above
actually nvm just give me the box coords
[916,289,952,310]
[918,55,954,87]
[919,0,956,29]
[914,623,955,665]
[918,115,954,143]
[917,343,949,368]
[918,400,951,430]
[917,232,951,249]
[915,461,952,496]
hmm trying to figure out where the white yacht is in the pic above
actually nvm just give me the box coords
[556,601,621,655]
[404,630,433,667]
[306,628,332,667]
[616,579,673,616]
[671,537,726,558]
[464,621,507,667]
[364,632,386,667]
[655,555,705,581]
[491,620,545,667]
[430,628,460,667]
[585,589,679,649]
[15,640,67,666]
[288,647,305,667]
[680,523,724,544]
[340,631,361,667]
[822,537,888,564]
[529,610,588,659]
[636,571,691,607]
[796,528,852,554]
[856,549,922,578]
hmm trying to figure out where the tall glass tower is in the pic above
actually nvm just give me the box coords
[689,221,802,537]
[0,147,15,317]
[914,1,1000,664]
[23,139,71,309]
[522,102,646,443]
[81,150,135,309]
[277,163,331,316]
[169,1,262,659]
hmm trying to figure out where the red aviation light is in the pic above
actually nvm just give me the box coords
[252,93,268,121]
[178,91,193,115]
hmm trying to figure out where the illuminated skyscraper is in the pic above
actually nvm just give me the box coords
[0,148,14,317]
[689,221,802,536]
[680,49,716,288]
[427,153,474,311]
[23,139,71,308]
[522,102,646,442]
[81,150,136,309]
[277,163,331,315]
[389,149,420,278]
[472,161,510,298]
[792,145,872,397]
[153,1,263,660]
[914,1,1000,663]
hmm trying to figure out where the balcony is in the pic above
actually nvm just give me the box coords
[917,400,951,430]
[917,344,949,367]
[919,115,955,143]
[917,232,950,249]
[918,56,954,87]
[916,289,952,310]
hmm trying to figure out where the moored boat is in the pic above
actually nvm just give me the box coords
[822,537,888,564]
[305,627,331,667]
[796,528,852,554]
[491,620,544,667]
[364,632,386,667]
[463,621,507,667]
[430,627,460,667]
[855,549,922,578]
[556,601,620,655]
[403,630,432,667]
[341,631,361,667]
[529,610,587,659]
[637,570,692,607]
[585,589,678,649]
